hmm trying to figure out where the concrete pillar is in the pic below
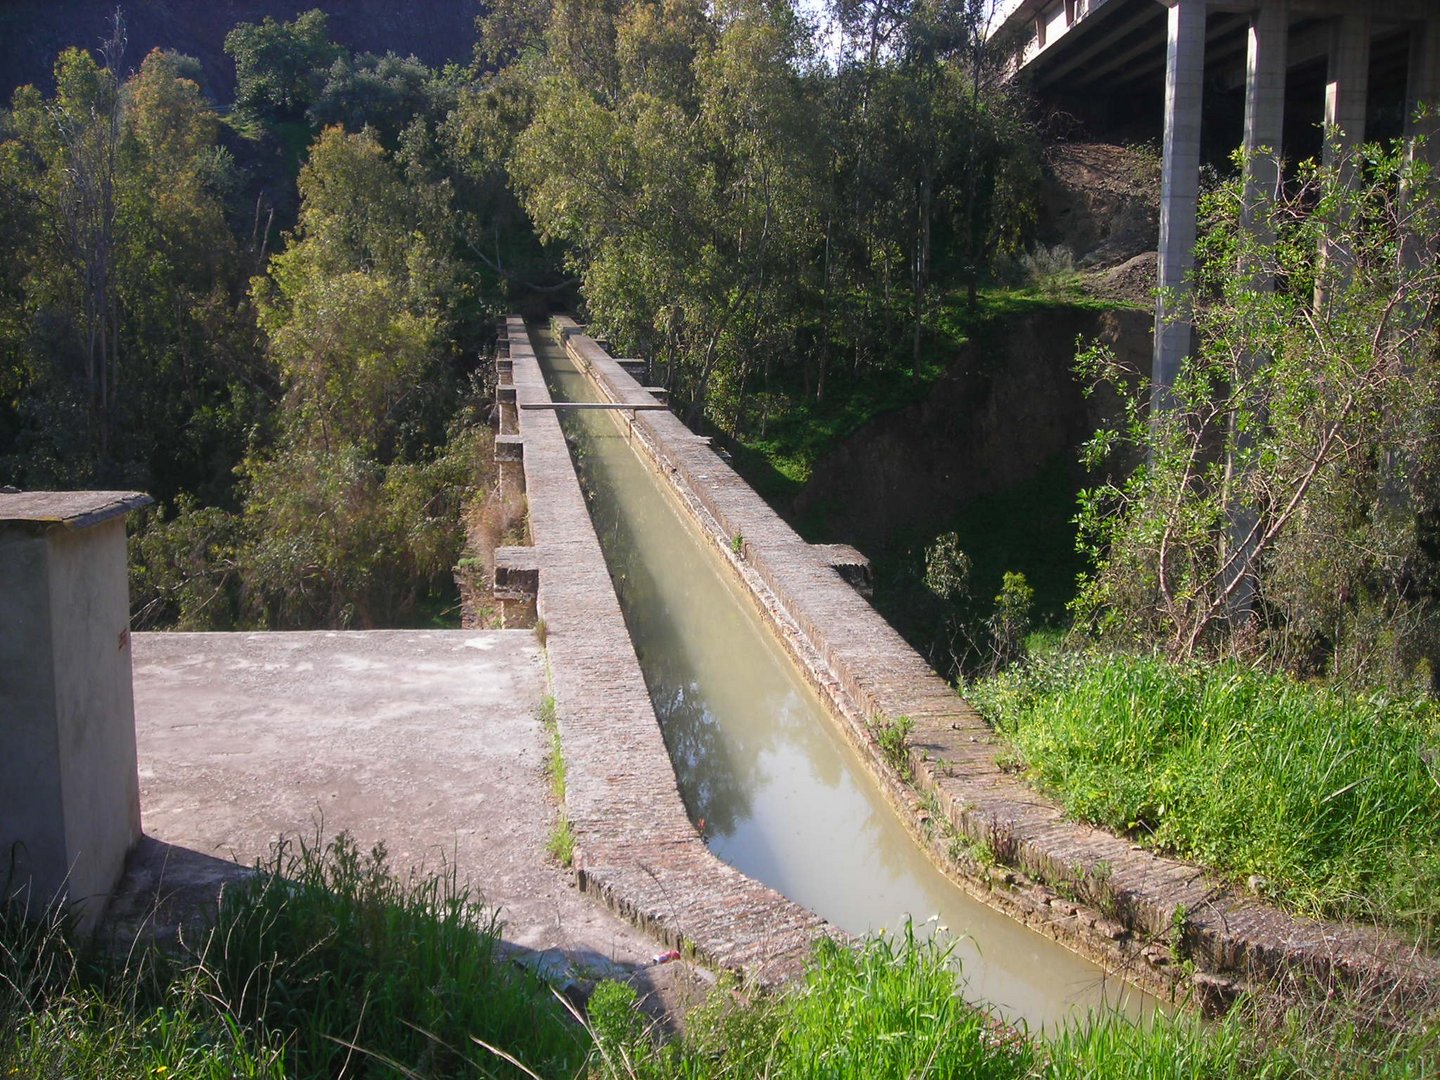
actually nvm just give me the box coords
[1242,1,1287,242]
[1324,9,1371,159]
[1406,18,1440,164]
[1153,0,1207,406]
[1316,10,1370,308]
[1225,1,1288,622]
[1,491,150,934]
[1400,17,1440,271]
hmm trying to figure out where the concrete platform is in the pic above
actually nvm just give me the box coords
[114,629,708,1012]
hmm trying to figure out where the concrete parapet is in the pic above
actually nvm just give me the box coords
[502,318,830,984]
[0,491,150,933]
[495,434,525,491]
[493,546,539,628]
[495,434,524,462]
[493,545,540,596]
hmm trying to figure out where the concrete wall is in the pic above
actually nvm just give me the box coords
[1,509,142,933]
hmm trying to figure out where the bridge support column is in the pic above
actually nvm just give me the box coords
[1314,8,1370,309]
[1153,0,1207,407]
[1224,1,1288,622]
[1407,19,1440,164]
[1324,9,1371,157]
[1399,16,1440,274]
[1242,1,1287,232]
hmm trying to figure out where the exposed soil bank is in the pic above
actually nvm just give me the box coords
[796,306,1149,553]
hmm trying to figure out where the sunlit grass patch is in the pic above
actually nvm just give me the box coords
[971,655,1440,945]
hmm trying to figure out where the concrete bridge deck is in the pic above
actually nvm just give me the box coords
[113,628,710,1013]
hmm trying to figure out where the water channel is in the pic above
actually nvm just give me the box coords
[534,325,1153,1031]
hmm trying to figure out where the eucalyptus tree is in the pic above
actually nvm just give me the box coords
[827,0,1035,369]
[509,0,825,428]
[224,8,342,121]
[240,126,481,628]
[0,37,260,496]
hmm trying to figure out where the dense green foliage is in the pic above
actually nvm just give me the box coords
[1,2,1046,632]
[0,38,265,500]
[499,0,1039,433]
[971,654,1440,944]
[225,9,344,121]
[1074,137,1440,686]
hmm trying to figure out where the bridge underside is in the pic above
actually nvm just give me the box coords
[995,0,1440,394]
[1008,0,1420,162]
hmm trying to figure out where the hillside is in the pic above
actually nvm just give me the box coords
[0,0,481,104]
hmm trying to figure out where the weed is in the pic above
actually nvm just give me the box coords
[534,616,548,648]
[873,714,915,772]
[547,818,576,867]
[730,532,745,557]
[536,694,573,867]
[986,816,1020,866]
[1170,902,1191,966]
[540,696,566,801]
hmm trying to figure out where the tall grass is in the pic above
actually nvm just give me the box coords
[970,654,1440,944]
[204,832,586,1078]
[1,901,284,1078]
[587,926,1034,1080]
[6,870,1438,1080]
[2,832,587,1079]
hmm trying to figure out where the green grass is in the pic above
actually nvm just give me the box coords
[1,903,284,1079]
[586,923,1440,1080]
[7,872,1439,1079]
[538,693,575,866]
[203,832,587,1078]
[587,925,1034,1080]
[970,654,1440,946]
[1,833,586,1079]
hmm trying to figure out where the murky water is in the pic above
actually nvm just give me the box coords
[535,327,1154,1031]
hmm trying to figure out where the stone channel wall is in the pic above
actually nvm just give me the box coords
[550,316,1440,1017]
[491,318,830,985]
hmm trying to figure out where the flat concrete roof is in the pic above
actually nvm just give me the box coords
[118,629,703,1005]
[0,490,151,528]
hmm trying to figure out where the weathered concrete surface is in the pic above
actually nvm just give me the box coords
[1,493,148,933]
[500,319,833,985]
[554,317,1440,1017]
[120,629,711,1011]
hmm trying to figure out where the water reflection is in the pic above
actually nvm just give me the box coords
[539,331,1154,1031]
